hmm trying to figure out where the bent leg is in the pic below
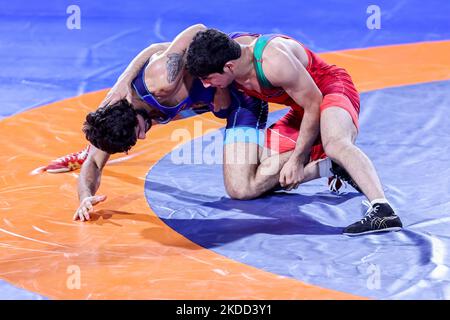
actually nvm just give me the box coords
[221,89,323,200]
[320,106,385,201]
[223,142,322,200]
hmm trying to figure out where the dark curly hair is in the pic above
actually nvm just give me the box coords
[83,99,140,154]
[186,28,241,78]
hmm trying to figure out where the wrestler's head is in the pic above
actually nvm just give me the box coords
[83,99,152,154]
[186,28,241,88]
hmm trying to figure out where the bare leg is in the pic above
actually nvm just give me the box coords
[320,107,385,201]
[223,142,321,200]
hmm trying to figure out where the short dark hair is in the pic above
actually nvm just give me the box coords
[186,28,241,78]
[83,99,138,154]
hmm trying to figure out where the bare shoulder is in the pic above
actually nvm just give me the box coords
[145,55,170,92]
[263,37,308,66]
[261,39,298,84]
[145,44,187,94]
[261,37,309,86]
[234,35,257,45]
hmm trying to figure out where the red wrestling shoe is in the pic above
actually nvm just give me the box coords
[44,145,90,173]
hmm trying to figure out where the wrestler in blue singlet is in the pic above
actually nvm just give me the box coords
[131,32,268,145]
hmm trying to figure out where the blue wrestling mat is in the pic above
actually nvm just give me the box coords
[1,0,449,300]
[1,0,448,118]
[146,80,450,299]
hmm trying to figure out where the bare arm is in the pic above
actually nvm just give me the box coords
[100,24,206,107]
[117,42,170,83]
[150,24,207,87]
[99,42,170,108]
[127,23,206,84]
[74,145,110,221]
[77,145,109,199]
[264,45,322,188]
[265,47,323,163]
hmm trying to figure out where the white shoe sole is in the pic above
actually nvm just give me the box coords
[343,227,403,237]
[45,168,71,173]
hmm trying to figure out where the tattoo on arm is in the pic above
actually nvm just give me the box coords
[166,52,184,83]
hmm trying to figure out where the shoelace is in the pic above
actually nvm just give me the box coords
[54,147,89,163]
[328,176,347,193]
[360,200,380,223]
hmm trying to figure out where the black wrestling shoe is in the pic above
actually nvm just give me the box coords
[343,202,403,236]
[329,161,362,193]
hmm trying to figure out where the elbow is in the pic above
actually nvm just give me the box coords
[191,23,207,31]
[148,42,167,50]
[82,157,103,174]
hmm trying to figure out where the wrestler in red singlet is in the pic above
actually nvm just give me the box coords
[230,33,360,161]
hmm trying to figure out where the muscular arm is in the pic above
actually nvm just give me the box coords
[103,24,207,107]
[117,42,170,83]
[123,24,206,84]
[265,46,323,163]
[99,42,170,107]
[77,145,110,201]
[152,24,207,86]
